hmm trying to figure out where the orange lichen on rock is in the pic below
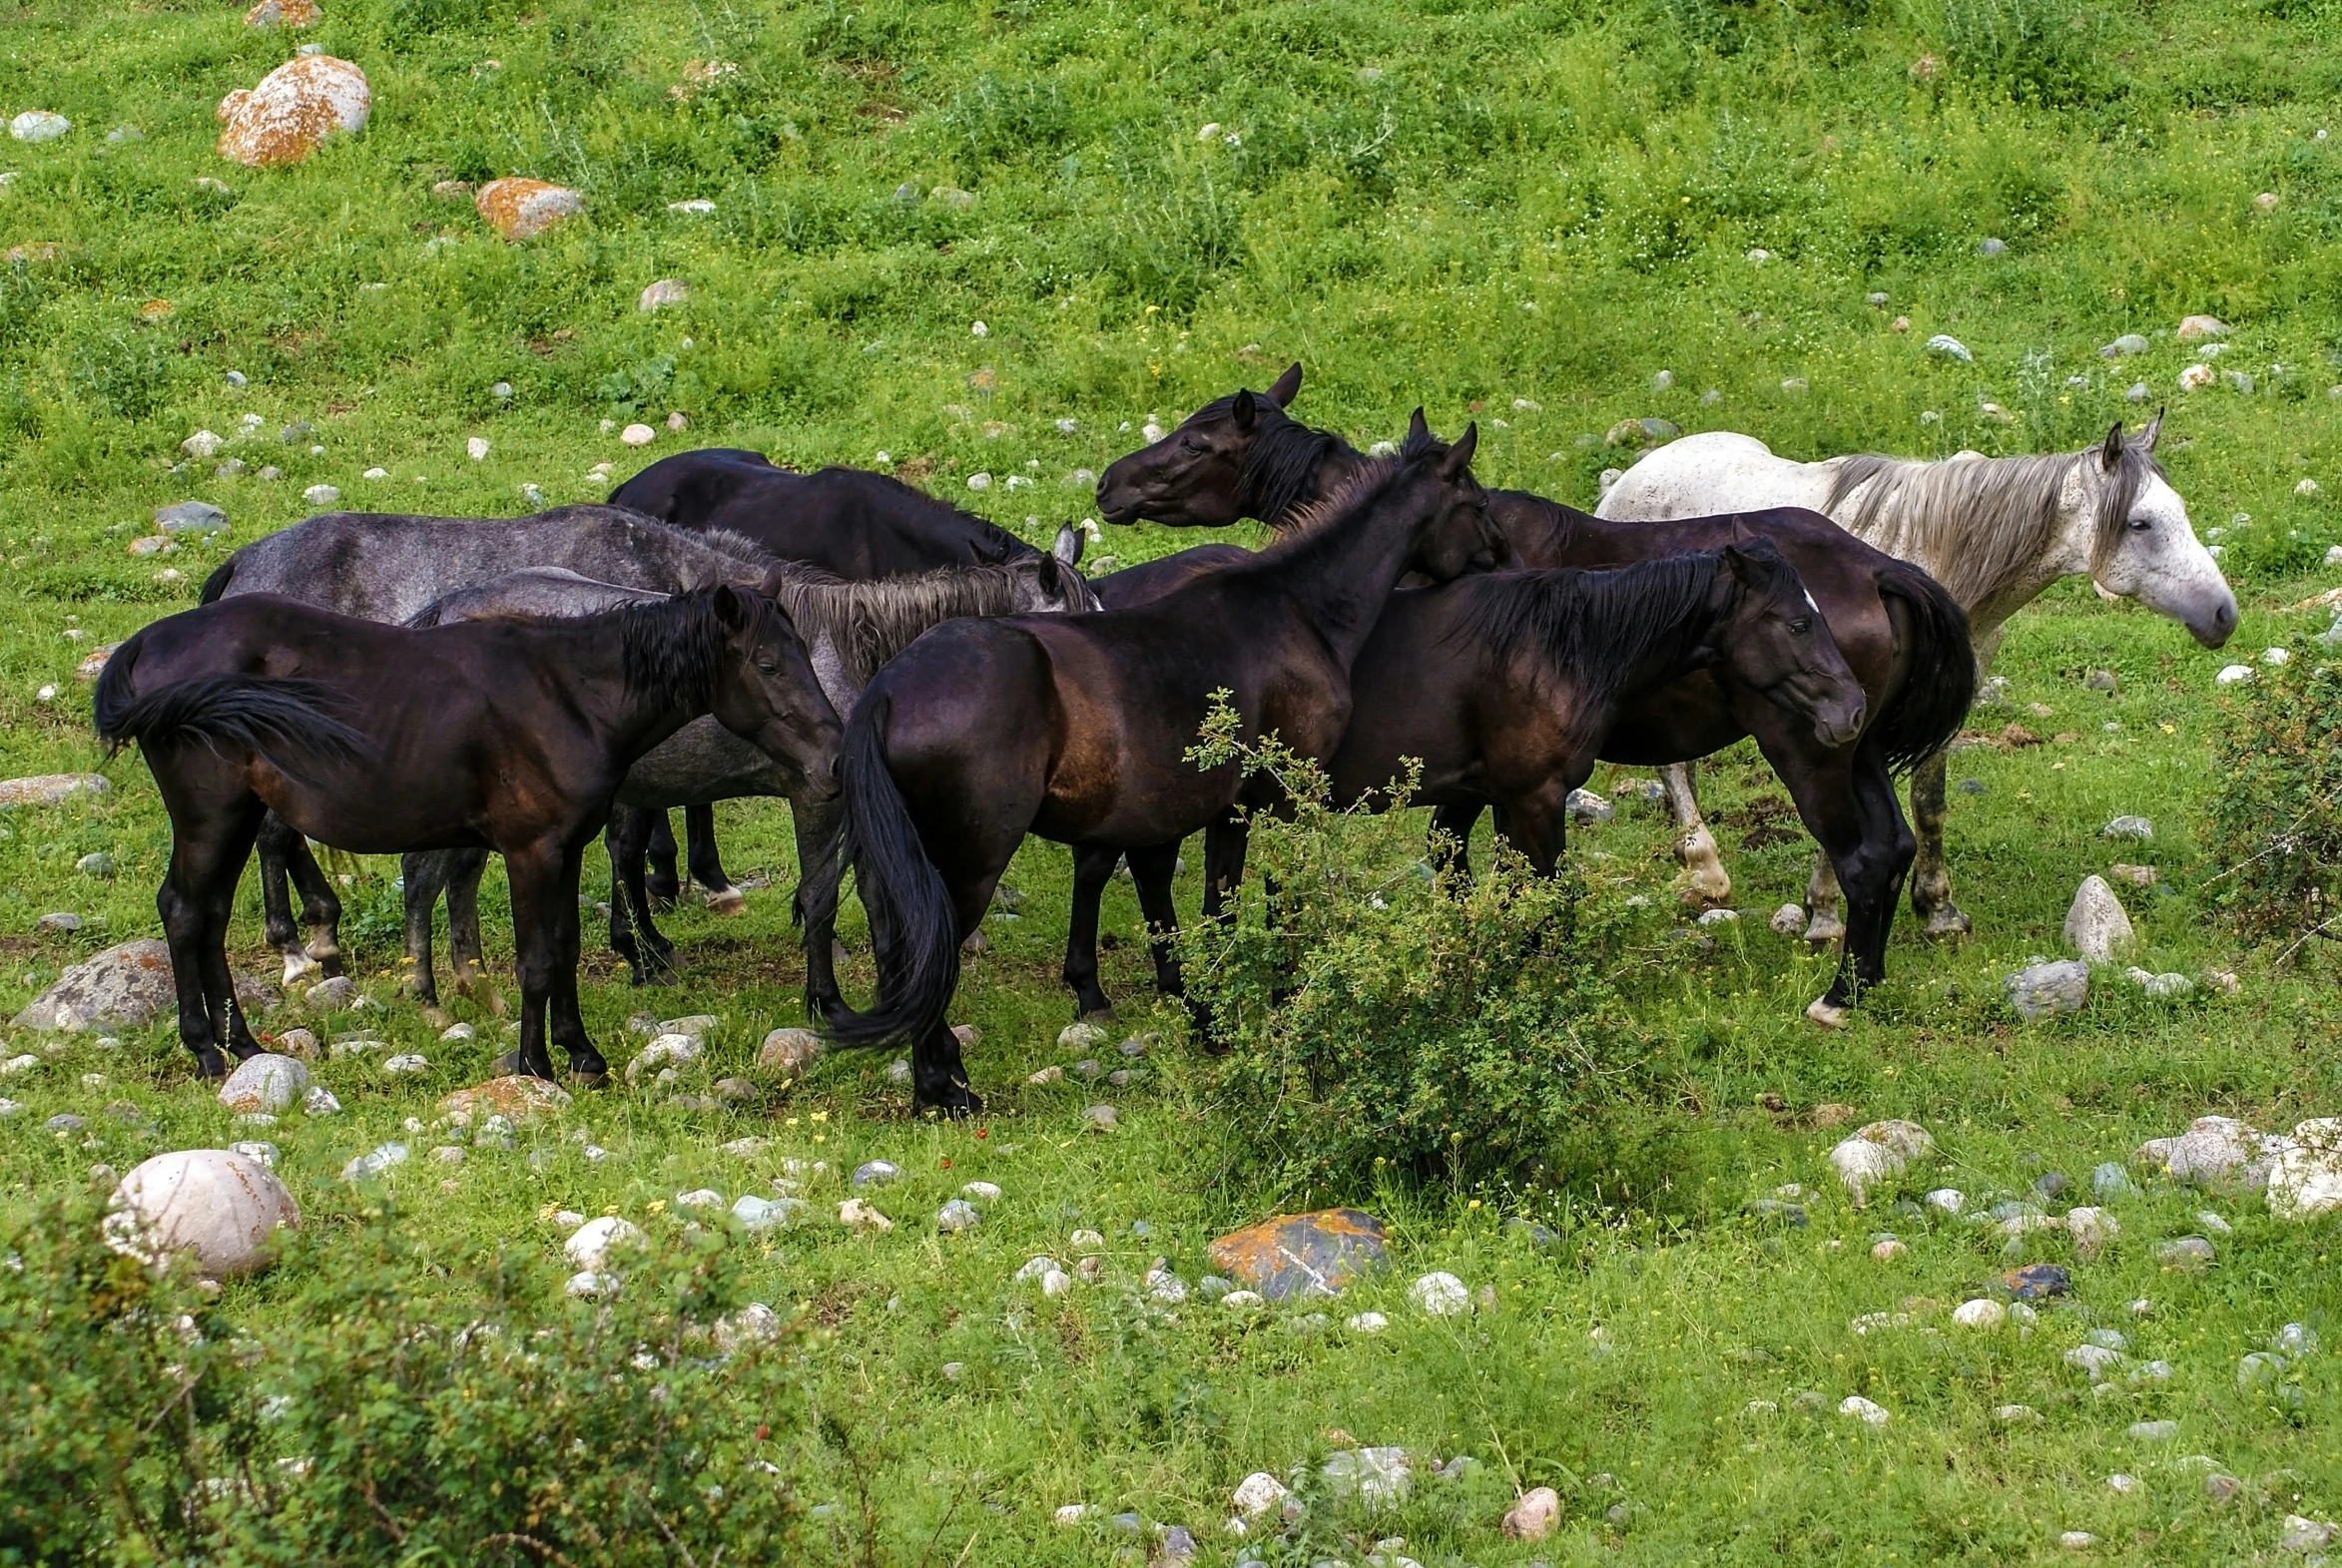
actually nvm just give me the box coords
[217,55,369,168]
[475,178,584,241]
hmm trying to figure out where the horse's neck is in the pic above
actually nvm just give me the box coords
[559,625,711,755]
[1264,497,1430,668]
[1262,433,1373,532]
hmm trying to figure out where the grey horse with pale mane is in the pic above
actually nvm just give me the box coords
[1597,416,2235,944]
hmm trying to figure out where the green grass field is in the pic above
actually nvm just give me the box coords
[3,0,2341,1562]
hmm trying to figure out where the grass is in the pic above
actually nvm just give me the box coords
[2,0,2341,1561]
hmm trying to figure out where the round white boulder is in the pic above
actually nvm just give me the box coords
[563,1215,647,1271]
[104,1149,300,1279]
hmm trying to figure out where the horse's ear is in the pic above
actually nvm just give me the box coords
[2142,408,2163,451]
[1267,362,1303,407]
[2099,421,2125,471]
[1231,388,1258,433]
[712,584,749,632]
[1438,421,1478,481]
[1036,551,1061,594]
[1052,522,1084,567]
[1407,406,1431,446]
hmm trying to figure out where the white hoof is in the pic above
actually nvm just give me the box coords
[1674,829,1732,906]
[705,887,748,916]
[281,952,322,987]
[1804,913,1847,948]
[1805,997,1849,1029]
[1923,905,1973,940]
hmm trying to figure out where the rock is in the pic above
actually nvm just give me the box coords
[216,55,368,167]
[2124,1419,2179,1443]
[1993,1403,2041,1424]
[1410,1271,1470,1315]
[36,912,81,933]
[1208,1209,1390,1300]
[638,278,689,311]
[155,501,229,536]
[621,423,656,447]
[304,975,357,1010]
[961,1181,1001,1202]
[1953,1298,2007,1328]
[626,1032,702,1083]
[1014,1256,1061,1284]
[1926,334,1975,363]
[1503,1486,1561,1540]
[12,938,180,1031]
[1871,1237,1907,1261]
[1232,1472,1288,1518]
[2163,1116,2284,1194]
[2101,815,2154,842]
[1828,1120,1934,1204]
[2099,334,2150,358]
[2154,1236,2215,1271]
[382,1053,429,1075]
[1978,237,2007,257]
[1322,1446,1411,1507]
[429,1145,464,1165]
[2002,1263,2070,1300]
[1839,1395,1891,1426]
[852,1160,900,1189]
[1769,903,1808,936]
[475,178,583,241]
[2062,876,2134,961]
[564,1271,608,1299]
[340,1142,408,1182]
[565,1216,646,1270]
[2065,1207,2118,1257]
[181,430,226,460]
[2267,1118,2342,1220]
[759,1027,821,1075]
[2282,1517,2341,1552]
[1026,1064,1065,1085]
[937,1199,979,1232]
[1696,907,1738,926]
[673,1189,725,1212]
[711,1302,784,1353]
[0,773,111,812]
[10,111,71,143]
[218,1054,309,1115]
[2176,315,2227,341]
[2064,1342,2125,1380]
[2059,1531,2096,1550]
[1565,787,1612,822]
[1058,1021,1110,1052]
[245,0,322,24]
[2006,959,2089,1021]
[839,1199,892,1232]
[103,1150,298,1279]
[731,1195,803,1231]
[1924,1188,1964,1215]
[1082,1104,1118,1131]
[301,1085,340,1116]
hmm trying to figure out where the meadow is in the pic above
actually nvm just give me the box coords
[2,0,2341,1561]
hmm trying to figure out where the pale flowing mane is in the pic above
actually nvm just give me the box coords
[1822,437,2160,611]
[763,559,1089,689]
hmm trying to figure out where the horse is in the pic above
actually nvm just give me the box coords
[608,449,1066,908]
[199,505,777,991]
[93,587,840,1083]
[1091,370,1977,1024]
[1597,418,2235,937]
[401,548,1098,1006]
[828,416,1498,1111]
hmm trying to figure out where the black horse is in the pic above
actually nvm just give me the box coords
[609,449,1056,908]
[95,588,839,1082]
[1090,371,1977,1026]
[827,417,1497,1111]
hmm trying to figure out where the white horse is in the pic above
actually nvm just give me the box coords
[1597,416,2234,943]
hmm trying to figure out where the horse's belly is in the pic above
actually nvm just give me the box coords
[616,719,788,807]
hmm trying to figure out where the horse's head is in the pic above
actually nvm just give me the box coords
[1389,410,1500,582]
[1712,540,1868,749]
[1094,362,1305,527]
[1023,524,1102,612]
[2076,416,2236,649]
[707,586,843,800]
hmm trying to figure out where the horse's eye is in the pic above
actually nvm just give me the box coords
[1789,619,1811,635]
[2129,516,2152,531]
[755,661,778,675]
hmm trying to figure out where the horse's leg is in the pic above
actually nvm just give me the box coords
[283,833,345,979]
[606,809,678,984]
[791,789,847,1025]
[1905,750,1970,938]
[1199,815,1249,922]
[1061,843,1122,1021]
[160,798,265,1079]
[685,803,746,914]
[254,812,304,988]
[443,849,502,1015]
[496,839,570,1082]
[1798,751,1916,1028]
[1427,802,1481,883]
[399,850,449,1019]
[1659,761,1732,907]
[644,810,682,910]
[1124,841,1186,1000]
[545,841,606,1084]
[1803,855,1846,948]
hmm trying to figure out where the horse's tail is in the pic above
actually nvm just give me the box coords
[821,693,959,1049]
[95,648,369,783]
[198,558,237,604]
[1869,559,1977,774]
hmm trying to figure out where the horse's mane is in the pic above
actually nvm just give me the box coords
[1458,551,1742,706]
[1189,397,1350,530]
[1822,437,2161,611]
[615,587,783,710]
[763,558,1089,689]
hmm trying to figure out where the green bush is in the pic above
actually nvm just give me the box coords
[2202,638,2342,943]
[0,1198,816,1566]
[1176,700,1640,1201]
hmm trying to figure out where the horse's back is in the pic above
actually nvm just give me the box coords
[1595,430,1829,521]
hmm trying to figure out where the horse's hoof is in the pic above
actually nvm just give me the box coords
[706,887,748,917]
[281,953,322,987]
[916,1082,984,1117]
[1078,1005,1117,1024]
[192,1050,230,1081]
[419,1004,453,1029]
[1804,914,1847,948]
[960,930,988,955]
[1804,997,1849,1029]
[1923,905,1973,941]
[569,1068,610,1090]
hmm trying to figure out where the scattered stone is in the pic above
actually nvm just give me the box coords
[1978,237,2007,256]
[2126,1419,2179,1443]
[1503,1487,1561,1541]
[305,975,357,1010]
[1871,1237,1907,1262]
[1058,1021,1109,1052]
[2058,1531,2096,1550]
[1993,1403,2042,1424]
[758,1027,821,1075]
[884,1058,912,1086]
[2161,1116,2285,1194]
[839,1199,892,1232]
[1208,1210,1390,1300]
[103,1149,298,1279]
[1769,903,1807,936]
[475,178,583,242]
[564,1216,645,1271]
[1321,1446,1411,1507]
[10,111,71,143]
[36,912,81,933]
[2063,876,2134,961]
[732,1195,803,1231]
[1410,1271,1470,1315]
[2099,334,2150,358]
[937,1199,980,1232]
[437,1075,569,1124]
[340,1142,408,1182]
[430,1145,464,1166]
[626,1032,702,1083]
[216,55,369,167]
[12,938,180,1031]
[382,1053,429,1075]
[302,1085,340,1116]
[301,483,339,506]
[1838,1395,1891,1426]
[2003,1264,2070,1300]
[2154,1236,2215,1271]
[218,1054,309,1116]
[1828,1120,1934,1205]
[638,278,689,311]
[2006,959,2089,1022]
[2204,1473,2243,1501]
[851,1160,900,1190]
[1926,334,1974,363]
[2065,1207,2118,1257]
[2281,1517,2341,1552]
[1024,1065,1063,1085]
[1565,787,1613,822]
[1232,1472,1288,1518]
[1082,1104,1118,1131]
[244,0,322,25]
[2175,315,2227,341]
[1697,907,1738,926]
[2267,1118,2342,1220]
[1925,1188,1965,1215]
[621,423,656,447]
[1953,1298,2007,1328]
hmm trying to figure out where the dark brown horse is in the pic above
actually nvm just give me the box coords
[95,588,839,1082]
[827,417,1498,1111]
[1090,371,1977,1025]
[609,449,1063,908]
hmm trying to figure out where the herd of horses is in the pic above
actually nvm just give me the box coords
[93,365,2237,1112]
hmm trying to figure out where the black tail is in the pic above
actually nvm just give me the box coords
[823,694,959,1049]
[1869,560,1977,774]
[95,644,370,783]
[198,559,237,604]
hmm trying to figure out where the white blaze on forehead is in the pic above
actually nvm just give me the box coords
[1804,589,1821,614]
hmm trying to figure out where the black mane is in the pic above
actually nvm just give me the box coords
[1459,551,1737,703]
